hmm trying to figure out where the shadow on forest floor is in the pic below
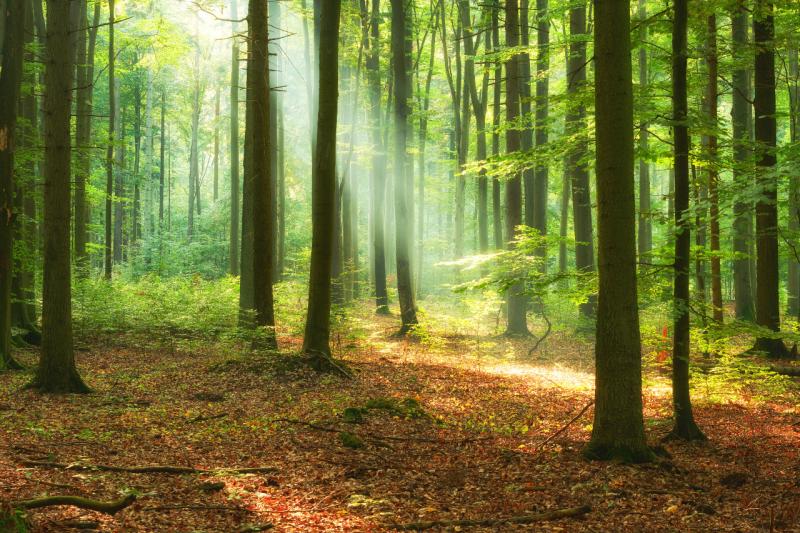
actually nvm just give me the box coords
[0,312,799,531]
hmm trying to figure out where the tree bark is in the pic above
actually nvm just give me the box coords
[229,0,240,276]
[491,0,502,250]
[636,0,651,259]
[752,0,788,358]
[706,15,722,323]
[533,0,549,266]
[33,0,89,393]
[787,47,799,318]
[668,0,705,441]
[391,0,418,334]
[585,0,650,462]
[504,0,528,336]
[0,0,26,370]
[104,0,115,280]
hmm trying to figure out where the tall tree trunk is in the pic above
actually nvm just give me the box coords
[229,0,240,275]
[391,0,418,334]
[706,15,722,323]
[112,82,124,264]
[417,7,437,294]
[304,0,341,362]
[752,0,788,357]
[246,0,277,349]
[668,0,705,441]
[271,0,285,280]
[491,0,502,250]
[504,0,528,336]
[132,82,142,246]
[188,65,200,242]
[636,0,651,259]
[519,0,534,228]
[787,47,799,318]
[585,0,650,462]
[34,0,89,392]
[559,164,569,274]
[567,1,595,317]
[368,0,389,314]
[214,86,220,202]
[104,0,115,279]
[0,0,25,370]
[730,1,754,321]
[159,90,165,224]
[533,0,549,266]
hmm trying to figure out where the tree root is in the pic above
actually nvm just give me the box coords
[534,400,594,452]
[303,351,354,379]
[20,460,277,475]
[12,493,136,515]
[770,365,800,377]
[389,504,591,530]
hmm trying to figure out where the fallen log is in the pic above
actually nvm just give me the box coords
[12,493,136,515]
[20,460,276,475]
[390,504,591,531]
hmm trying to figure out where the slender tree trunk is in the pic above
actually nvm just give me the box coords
[519,0,534,228]
[491,0,502,250]
[0,0,25,370]
[246,0,277,349]
[368,0,389,314]
[668,0,705,441]
[112,82,124,264]
[188,61,201,241]
[567,1,595,317]
[132,82,142,246]
[787,48,799,318]
[533,0,549,266]
[752,0,788,357]
[271,0,285,280]
[559,162,569,274]
[706,15,723,323]
[391,0,418,334]
[104,0,115,279]
[504,0,528,336]
[214,86,220,202]
[159,90,165,224]
[417,10,437,294]
[229,0,240,275]
[585,0,650,462]
[637,0,651,259]
[303,0,341,362]
[33,0,89,393]
[731,0,755,322]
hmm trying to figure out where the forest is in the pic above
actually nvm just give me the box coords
[0,0,799,530]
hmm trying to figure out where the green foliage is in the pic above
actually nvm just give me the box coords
[338,431,364,449]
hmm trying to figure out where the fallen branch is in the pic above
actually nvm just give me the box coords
[770,366,800,377]
[12,493,136,515]
[143,503,248,513]
[188,412,228,423]
[20,460,276,475]
[390,504,591,530]
[534,401,594,452]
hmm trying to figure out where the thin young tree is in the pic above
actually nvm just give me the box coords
[32,0,89,393]
[0,0,26,370]
[391,0,418,334]
[104,0,115,280]
[637,0,651,259]
[668,0,705,442]
[585,0,650,462]
[706,14,722,323]
[303,0,341,367]
[752,0,789,358]
[230,0,240,275]
[533,0,549,265]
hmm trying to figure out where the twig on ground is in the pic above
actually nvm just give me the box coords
[389,504,591,530]
[188,412,228,423]
[534,401,594,452]
[20,460,277,475]
[12,493,136,515]
[142,503,249,513]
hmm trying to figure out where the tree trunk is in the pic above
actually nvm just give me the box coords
[559,164,569,274]
[391,0,418,334]
[188,55,200,242]
[567,1,595,317]
[0,0,26,370]
[417,6,437,294]
[214,86,219,202]
[229,0,240,276]
[104,0,115,280]
[668,0,705,441]
[787,47,799,318]
[585,0,650,462]
[270,0,285,281]
[34,0,89,393]
[519,0,534,228]
[636,0,651,259]
[246,0,277,349]
[752,0,788,358]
[369,0,389,314]
[504,0,528,336]
[303,0,341,361]
[112,81,124,264]
[706,15,723,323]
[159,90,165,225]
[731,0,755,322]
[533,0,549,266]
[491,0,502,250]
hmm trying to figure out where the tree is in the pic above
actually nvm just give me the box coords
[367,0,389,314]
[752,0,789,358]
[303,0,341,367]
[532,0,549,265]
[566,1,595,318]
[585,0,650,463]
[105,0,115,280]
[668,0,705,442]
[731,0,755,322]
[706,14,722,324]
[491,0,503,250]
[391,0,418,334]
[636,0,651,259]
[246,0,277,349]
[0,0,26,371]
[31,0,89,393]
[229,0,240,276]
[504,0,528,336]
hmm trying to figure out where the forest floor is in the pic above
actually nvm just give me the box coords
[1,309,799,532]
